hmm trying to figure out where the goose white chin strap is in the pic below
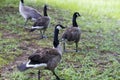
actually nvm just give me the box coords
[56,26,62,30]
[26,60,47,68]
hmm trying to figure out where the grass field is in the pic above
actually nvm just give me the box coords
[0,0,120,80]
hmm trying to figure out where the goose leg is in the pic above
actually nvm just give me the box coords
[42,30,47,38]
[40,30,47,39]
[75,42,78,52]
[24,19,28,26]
[40,30,43,39]
[52,70,60,80]
[38,70,41,80]
[63,42,66,52]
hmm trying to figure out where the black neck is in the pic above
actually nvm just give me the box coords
[72,16,78,27]
[44,6,48,16]
[21,0,24,3]
[53,28,59,48]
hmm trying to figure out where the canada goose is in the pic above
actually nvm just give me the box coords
[30,5,50,39]
[17,24,65,80]
[62,12,81,52]
[19,0,42,26]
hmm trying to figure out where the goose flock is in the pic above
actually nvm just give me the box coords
[18,0,81,80]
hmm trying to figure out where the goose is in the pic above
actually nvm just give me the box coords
[19,0,42,26]
[17,24,65,80]
[62,12,81,52]
[30,5,50,39]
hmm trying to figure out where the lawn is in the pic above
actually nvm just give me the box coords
[0,0,120,80]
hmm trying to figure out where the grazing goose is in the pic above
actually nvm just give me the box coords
[62,12,81,52]
[19,0,42,26]
[30,5,50,39]
[17,24,65,80]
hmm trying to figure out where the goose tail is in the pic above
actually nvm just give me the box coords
[17,63,29,71]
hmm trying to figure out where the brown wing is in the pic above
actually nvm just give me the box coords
[33,17,50,29]
[62,27,81,42]
[28,48,61,64]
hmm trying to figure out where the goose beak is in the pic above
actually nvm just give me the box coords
[44,4,51,10]
[61,26,66,29]
[60,25,66,29]
[78,14,81,17]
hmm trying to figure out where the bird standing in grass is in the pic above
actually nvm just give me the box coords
[62,12,81,52]
[17,24,65,80]
[19,0,42,26]
[30,5,50,39]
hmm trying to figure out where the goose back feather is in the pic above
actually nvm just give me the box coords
[31,16,50,31]
[62,27,81,42]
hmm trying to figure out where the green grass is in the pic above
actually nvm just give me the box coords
[34,0,120,19]
[0,0,120,80]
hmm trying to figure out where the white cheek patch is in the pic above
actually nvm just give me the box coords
[56,26,62,30]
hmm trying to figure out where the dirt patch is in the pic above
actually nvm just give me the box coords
[100,50,120,63]
[93,50,120,73]
[93,57,111,74]
[0,6,18,15]
[0,41,42,79]
[0,27,43,79]
[2,31,21,39]
[100,50,119,56]
[1,52,28,72]
[18,40,40,51]
[0,28,21,39]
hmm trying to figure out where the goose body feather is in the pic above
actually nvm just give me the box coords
[32,16,50,30]
[62,27,81,43]
[19,1,42,22]
[27,48,61,70]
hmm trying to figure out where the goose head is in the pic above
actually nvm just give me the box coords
[72,12,81,27]
[73,12,81,18]
[20,0,24,3]
[55,24,65,30]
[44,5,48,16]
